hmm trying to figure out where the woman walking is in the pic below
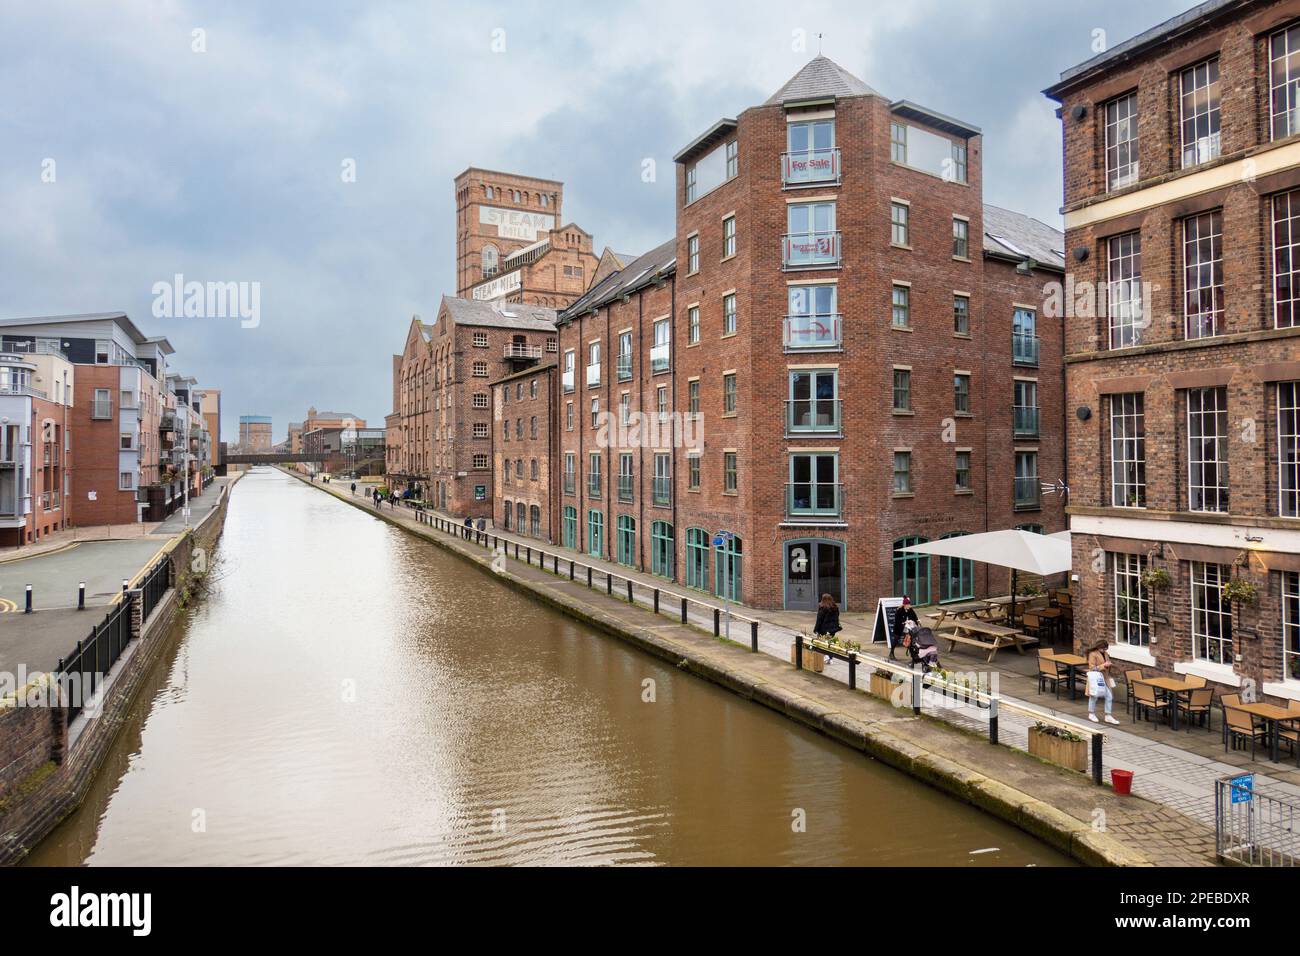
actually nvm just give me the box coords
[813,593,841,641]
[1086,640,1120,725]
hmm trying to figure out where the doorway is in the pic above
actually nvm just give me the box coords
[784,539,844,610]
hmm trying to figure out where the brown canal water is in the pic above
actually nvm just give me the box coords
[26,469,1070,866]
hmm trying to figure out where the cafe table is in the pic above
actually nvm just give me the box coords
[1134,676,1197,730]
[1235,701,1300,763]
[1041,651,1087,701]
[928,600,992,629]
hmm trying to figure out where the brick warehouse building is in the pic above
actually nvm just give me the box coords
[494,362,557,538]
[1046,0,1300,701]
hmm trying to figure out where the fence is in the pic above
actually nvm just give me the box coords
[58,597,132,722]
[408,503,1109,783]
[139,557,170,621]
[1216,774,1300,865]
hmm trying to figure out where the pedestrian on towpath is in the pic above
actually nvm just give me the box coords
[351,482,356,496]
[813,593,841,642]
[891,596,918,660]
[1086,640,1120,725]
[463,516,473,540]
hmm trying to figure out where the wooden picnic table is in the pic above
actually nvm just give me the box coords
[928,600,993,628]
[1041,651,1087,700]
[1134,676,1198,730]
[941,619,1037,663]
[1234,701,1300,763]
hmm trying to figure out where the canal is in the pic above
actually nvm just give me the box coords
[27,469,1069,866]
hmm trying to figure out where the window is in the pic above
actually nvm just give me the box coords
[686,528,710,590]
[472,453,489,469]
[1013,380,1038,436]
[1110,393,1146,508]
[617,331,632,381]
[891,285,910,329]
[656,385,668,419]
[653,452,671,504]
[1015,451,1039,508]
[1183,210,1223,338]
[724,452,738,493]
[890,122,907,163]
[788,368,837,432]
[687,234,699,273]
[1104,92,1139,190]
[788,452,839,515]
[1281,382,1300,516]
[618,452,633,501]
[953,295,970,335]
[563,349,576,392]
[952,217,969,259]
[588,451,602,498]
[1273,190,1300,328]
[617,515,637,567]
[530,416,537,439]
[591,398,600,429]
[563,453,576,494]
[566,402,574,431]
[651,317,670,372]
[1112,552,1151,648]
[652,521,674,579]
[562,506,577,549]
[786,284,839,349]
[119,471,134,491]
[482,245,499,277]
[893,536,929,604]
[955,451,971,491]
[472,361,488,377]
[951,142,967,183]
[723,373,737,415]
[530,505,540,537]
[587,341,601,386]
[722,293,737,335]
[587,510,604,557]
[1285,571,1300,681]
[890,202,909,246]
[786,119,835,183]
[619,393,631,426]
[688,454,701,490]
[685,165,697,204]
[516,418,523,440]
[1107,232,1143,348]
[726,140,738,179]
[785,202,838,267]
[473,331,489,348]
[715,535,742,601]
[531,380,538,399]
[120,432,134,450]
[688,305,700,344]
[940,532,974,602]
[723,215,736,257]
[892,368,911,412]
[954,373,970,413]
[472,422,489,439]
[472,392,488,409]
[1271,24,1300,141]
[893,451,912,494]
[1188,386,1229,512]
[1180,58,1220,166]
[1191,562,1233,665]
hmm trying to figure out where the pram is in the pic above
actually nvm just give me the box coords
[902,624,942,673]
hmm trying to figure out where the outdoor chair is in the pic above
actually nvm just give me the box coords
[1022,611,1048,643]
[1176,687,1214,732]
[1131,682,1169,726]
[1223,706,1270,760]
[1123,669,1143,715]
[1183,675,1207,688]
[1036,655,1071,698]
[1218,693,1241,744]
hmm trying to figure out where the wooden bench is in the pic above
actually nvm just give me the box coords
[939,621,1038,663]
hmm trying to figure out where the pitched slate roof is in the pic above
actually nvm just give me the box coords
[764,55,880,105]
[982,204,1065,272]
[558,240,676,323]
[439,295,557,331]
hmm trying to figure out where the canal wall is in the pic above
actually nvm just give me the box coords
[0,475,240,865]
[290,472,1214,866]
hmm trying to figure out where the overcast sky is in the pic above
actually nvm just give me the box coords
[0,0,1191,440]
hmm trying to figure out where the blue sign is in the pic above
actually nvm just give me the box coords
[1230,773,1254,804]
[712,535,726,548]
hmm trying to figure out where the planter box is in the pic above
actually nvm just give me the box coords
[870,672,901,702]
[790,641,824,673]
[1027,726,1087,773]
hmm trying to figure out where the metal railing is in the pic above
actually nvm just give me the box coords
[1012,332,1040,367]
[586,364,600,387]
[617,474,634,502]
[587,473,601,498]
[1013,405,1040,437]
[563,473,576,495]
[0,383,48,399]
[783,314,842,349]
[90,400,113,420]
[781,147,840,185]
[782,231,841,268]
[1014,476,1041,509]
[652,476,671,506]
[650,343,670,373]
[786,398,841,433]
[1216,775,1300,865]
[58,597,132,722]
[785,481,843,518]
[503,344,543,360]
[562,370,575,393]
[616,355,632,381]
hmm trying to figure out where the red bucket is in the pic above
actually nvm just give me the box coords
[1111,769,1134,796]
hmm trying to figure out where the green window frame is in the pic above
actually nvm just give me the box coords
[893,535,930,604]
[562,506,577,549]
[686,527,710,591]
[617,515,637,567]
[714,535,743,601]
[939,531,974,603]
[652,521,675,579]
[587,509,604,557]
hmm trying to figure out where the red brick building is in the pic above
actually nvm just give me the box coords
[1046,0,1300,701]
[0,350,74,547]
[494,362,556,538]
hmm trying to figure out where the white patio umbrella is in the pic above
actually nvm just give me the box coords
[899,529,1072,623]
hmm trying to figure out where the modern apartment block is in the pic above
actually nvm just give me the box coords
[454,168,598,308]
[494,362,556,538]
[1046,0,1300,700]
[552,57,1064,611]
[238,414,273,452]
[0,348,74,546]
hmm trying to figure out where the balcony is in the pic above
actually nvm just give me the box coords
[649,343,670,374]
[587,474,601,499]
[0,383,47,399]
[781,147,841,186]
[563,473,576,495]
[1013,405,1040,437]
[1012,333,1040,367]
[786,399,841,434]
[616,355,632,381]
[586,364,600,388]
[618,475,634,502]
[782,231,841,269]
[161,413,177,431]
[91,400,113,420]
[783,314,842,350]
[562,369,575,393]
[1014,476,1041,510]
[652,476,671,506]
[785,482,843,519]
[504,343,543,361]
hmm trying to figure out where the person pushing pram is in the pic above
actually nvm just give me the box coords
[900,619,941,673]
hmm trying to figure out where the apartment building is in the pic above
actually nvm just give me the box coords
[454,168,598,308]
[238,414,273,452]
[0,348,74,546]
[1046,0,1300,700]
[199,388,222,469]
[494,362,556,538]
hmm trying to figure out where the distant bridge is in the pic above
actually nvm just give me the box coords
[223,453,325,464]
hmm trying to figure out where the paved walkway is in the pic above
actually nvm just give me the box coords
[293,472,1258,864]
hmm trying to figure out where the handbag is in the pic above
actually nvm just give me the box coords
[1087,670,1108,698]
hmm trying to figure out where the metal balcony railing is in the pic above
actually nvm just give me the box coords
[562,370,575,393]
[783,314,841,349]
[587,474,602,498]
[586,364,600,387]
[785,481,843,517]
[782,231,841,268]
[618,475,634,502]
[1014,476,1041,510]
[1013,405,1040,437]
[563,474,576,495]
[781,147,841,185]
[650,343,670,374]
[503,344,543,360]
[0,383,48,399]
[1012,332,1040,367]
[652,476,671,506]
[786,399,841,433]
[617,355,632,381]
[91,400,113,420]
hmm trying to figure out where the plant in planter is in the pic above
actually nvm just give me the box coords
[1017,580,1043,598]
[1222,578,1258,607]
[1139,566,1171,591]
[1027,722,1088,773]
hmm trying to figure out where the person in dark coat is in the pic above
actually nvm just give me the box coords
[813,593,841,641]
[891,596,919,659]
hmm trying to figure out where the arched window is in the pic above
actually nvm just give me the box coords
[893,536,930,605]
[715,535,742,601]
[587,510,604,557]
[652,521,675,579]
[485,185,494,199]
[939,531,974,603]
[685,528,710,591]
[516,502,526,533]
[617,515,637,567]
[530,459,538,480]
[482,245,499,277]
[503,500,512,530]
[562,506,577,549]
